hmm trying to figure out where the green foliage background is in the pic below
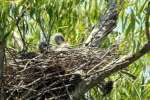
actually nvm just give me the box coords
[0,0,150,99]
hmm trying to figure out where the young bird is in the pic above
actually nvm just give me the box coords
[51,33,70,50]
[38,42,50,53]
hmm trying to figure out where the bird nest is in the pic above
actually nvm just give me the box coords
[3,46,118,100]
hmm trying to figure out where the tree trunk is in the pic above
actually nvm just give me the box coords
[0,41,6,100]
[0,41,5,78]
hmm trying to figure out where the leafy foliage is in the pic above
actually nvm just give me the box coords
[0,0,150,99]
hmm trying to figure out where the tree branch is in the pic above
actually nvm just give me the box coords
[145,1,150,41]
[84,1,120,47]
[72,1,150,99]
[73,34,150,100]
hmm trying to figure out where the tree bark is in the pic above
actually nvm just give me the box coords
[0,41,6,100]
[84,1,119,47]
[0,41,5,79]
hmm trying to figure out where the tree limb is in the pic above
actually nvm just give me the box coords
[84,1,120,47]
[72,2,150,99]
[145,2,150,41]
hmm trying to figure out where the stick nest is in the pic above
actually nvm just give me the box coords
[3,47,118,100]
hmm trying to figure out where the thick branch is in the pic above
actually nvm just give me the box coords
[84,2,119,47]
[0,41,6,100]
[0,41,6,79]
[72,41,150,100]
[72,2,150,99]
[145,2,150,41]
